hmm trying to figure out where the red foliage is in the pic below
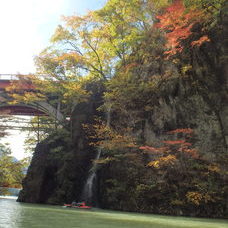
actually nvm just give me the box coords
[156,0,208,57]
[191,35,210,47]
[140,128,199,163]
[168,128,193,134]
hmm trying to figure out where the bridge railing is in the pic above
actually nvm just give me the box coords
[0,74,48,80]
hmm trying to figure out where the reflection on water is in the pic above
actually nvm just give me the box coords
[0,198,22,228]
[0,198,227,228]
[0,196,18,200]
[0,188,21,197]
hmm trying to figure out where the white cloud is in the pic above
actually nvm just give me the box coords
[1,130,28,160]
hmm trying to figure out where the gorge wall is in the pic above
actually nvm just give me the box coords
[17,74,227,217]
[17,7,227,217]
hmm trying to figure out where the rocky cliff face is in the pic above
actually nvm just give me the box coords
[18,83,104,204]
[18,74,227,212]
[18,140,68,204]
[142,82,227,158]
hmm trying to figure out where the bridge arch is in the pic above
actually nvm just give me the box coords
[0,102,65,123]
[0,75,65,122]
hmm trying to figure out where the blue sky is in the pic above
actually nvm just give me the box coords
[0,0,106,159]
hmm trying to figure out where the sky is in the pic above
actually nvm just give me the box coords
[0,0,106,74]
[0,0,106,159]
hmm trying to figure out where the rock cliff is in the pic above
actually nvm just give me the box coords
[18,83,104,204]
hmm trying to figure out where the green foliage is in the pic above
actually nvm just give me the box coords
[47,128,71,145]
[0,143,26,193]
[184,0,226,19]
[0,116,12,138]
[35,0,170,82]
[23,116,58,156]
[0,143,11,157]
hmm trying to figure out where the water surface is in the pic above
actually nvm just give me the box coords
[0,198,227,228]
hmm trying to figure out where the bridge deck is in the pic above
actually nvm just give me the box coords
[0,80,13,89]
[0,74,64,120]
[0,106,46,116]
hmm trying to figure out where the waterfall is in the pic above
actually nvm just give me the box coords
[80,148,102,205]
[106,104,111,128]
[81,104,111,205]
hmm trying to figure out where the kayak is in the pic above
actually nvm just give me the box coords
[63,204,92,209]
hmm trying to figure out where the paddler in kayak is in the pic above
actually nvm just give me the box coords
[71,200,77,206]
[75,202,86,207]
[64,201,91,209]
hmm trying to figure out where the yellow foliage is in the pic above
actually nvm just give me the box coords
[181,64,192,74]
[208,164,220,173]
[186,191,215,206]
[148,160,160,168]
[84,120,136,151]
[186,191,203,205]
[94,157,117,164]
[148,155,177,168]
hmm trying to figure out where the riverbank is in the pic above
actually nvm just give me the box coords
[0,198,227,228]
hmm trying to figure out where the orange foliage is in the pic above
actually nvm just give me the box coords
[139,146,167,153]
[124,62,139,73]
[163,140,186,145]
[168,128,193,134]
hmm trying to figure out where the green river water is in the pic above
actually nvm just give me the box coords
[0,197,227,228]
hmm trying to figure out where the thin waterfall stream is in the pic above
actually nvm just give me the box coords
[80,148,102,205]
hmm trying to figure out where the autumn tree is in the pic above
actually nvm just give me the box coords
[36,0,170,80]
[0,143,27,193]
[155,0,213,57]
